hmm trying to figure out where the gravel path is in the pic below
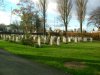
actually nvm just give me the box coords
[0,49,68,75]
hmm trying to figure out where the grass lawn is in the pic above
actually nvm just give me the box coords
[0,40,100,75]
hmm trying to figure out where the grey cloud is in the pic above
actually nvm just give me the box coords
[87,0,100,14]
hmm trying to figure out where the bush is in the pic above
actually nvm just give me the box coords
[91,32,100,41]
[21,38,34,46]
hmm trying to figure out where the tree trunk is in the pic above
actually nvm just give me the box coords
[65,24,67,32]
[80,21,82,33]
[64,22,68,43]
[43,0,46,36]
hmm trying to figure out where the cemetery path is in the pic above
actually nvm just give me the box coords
[0,49,68,75]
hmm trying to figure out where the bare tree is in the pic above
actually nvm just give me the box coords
[76,0,88,33]
[9,21,20,33]
[13,0,35,35]
[88,7,100,31]
[38,0,47,35]
[0,24,6,32]
[57,0,72,32]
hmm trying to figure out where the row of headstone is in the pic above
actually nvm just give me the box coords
[0,34,93,47]
[67,37,93,43]
[0,34,24,42]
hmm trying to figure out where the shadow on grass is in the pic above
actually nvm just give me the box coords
[17,54,99,62]
[15,54,100,69]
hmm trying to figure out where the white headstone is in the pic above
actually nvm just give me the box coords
[78,37,82,42]
[57,37,60,46]
[12,35,15,41]
[0,34,3,38]
[21,35,24,39]
[63,36,66,43]
[38,36,41,47]
[8,35,11,41]
[74,37,78,43]
[50,36,53,45]
[68,37,71,42]
[83,37,87,42]
[33,35,37,41]
[90,37,93,42]
[18,35,20,40]
[16,36,19,42]
[3,35,5,40]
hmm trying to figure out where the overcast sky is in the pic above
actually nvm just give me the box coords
[0,0,100,31]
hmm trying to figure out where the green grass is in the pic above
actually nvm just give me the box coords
[0,40,100,75]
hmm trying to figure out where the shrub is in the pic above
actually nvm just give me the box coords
[91,32,100,40]
[21,38,34,46]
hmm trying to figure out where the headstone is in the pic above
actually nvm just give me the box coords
[5,34,7,40]
[38,36,41,47]
[74,37,78,43]
[57,37,60,46]
[12,35,15,41]
[16,36,19,42]
[50,36,53,45]
[33,35,37,41]
[6,35,9,40]
[83,37,87,42]
[63,36,66,43]
[21,35,24,39]
[18,35,20,40]
[8,35,11,41]
[68,37,71,42]
[2,35,4,40]
[0,34,3,39]
[78,37,82,42]
[90,37,93,42]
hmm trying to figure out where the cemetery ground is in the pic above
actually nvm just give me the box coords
[0,40,100,75]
